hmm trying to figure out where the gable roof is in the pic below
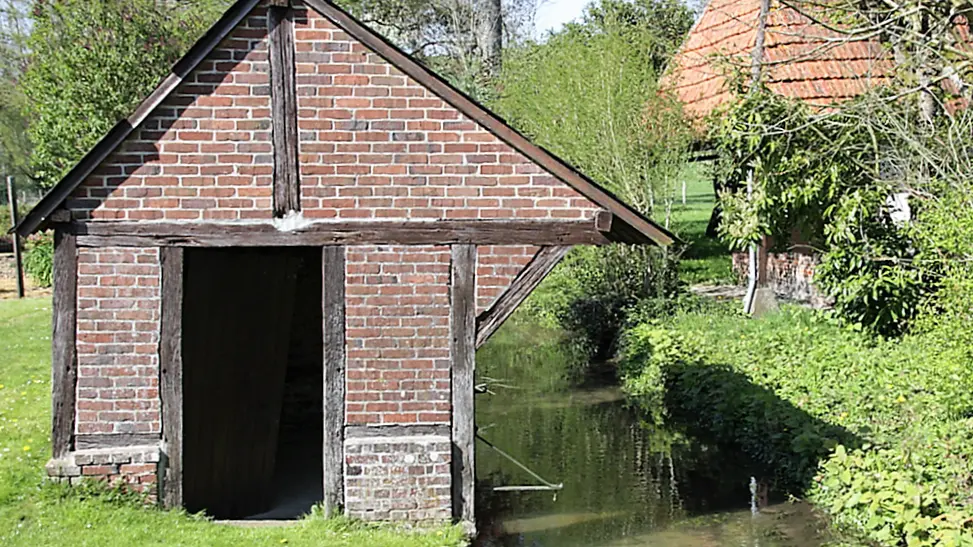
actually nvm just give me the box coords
[663,0,893,119]
[16,0,674,246]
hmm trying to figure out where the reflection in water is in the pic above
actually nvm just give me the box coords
[474,322,833,547]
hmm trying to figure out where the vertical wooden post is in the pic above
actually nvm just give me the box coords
[450,244,476,529]
[268,1,301,217]
[322,245,346,516]
[6,176,23,298]
[51,228,77,459]
[160,247,185,508]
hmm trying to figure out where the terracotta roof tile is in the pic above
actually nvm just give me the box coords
[662,0,894,118]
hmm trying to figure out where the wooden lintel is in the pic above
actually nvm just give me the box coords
[475,246,571,349]
[70,220,612,248]
[160,247,185,509]
[268,3,300,216]
[450,245,476,529]
[75,434,161,450]
[52,229,78,459]
[322,246,346,517]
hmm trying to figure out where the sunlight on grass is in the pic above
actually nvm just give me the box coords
[0,297,465,547]
[664,163,735,285]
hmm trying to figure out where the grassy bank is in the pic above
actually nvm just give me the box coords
[666,163,733,286]
[620,303,973,546]
[0,297,465,547]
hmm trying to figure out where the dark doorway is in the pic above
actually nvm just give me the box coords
[181,247,323,520]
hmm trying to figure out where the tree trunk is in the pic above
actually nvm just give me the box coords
[478,0,503,76]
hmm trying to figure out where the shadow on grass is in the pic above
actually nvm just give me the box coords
[660,361,863,498]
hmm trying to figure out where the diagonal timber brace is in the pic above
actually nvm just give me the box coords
[474,245,572,349]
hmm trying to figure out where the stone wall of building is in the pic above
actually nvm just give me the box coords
[46,445,161,497]
[732,250,832,308]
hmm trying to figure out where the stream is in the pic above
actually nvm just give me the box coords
[473,323,835,547]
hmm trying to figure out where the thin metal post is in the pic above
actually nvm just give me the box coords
[6,176,24,298]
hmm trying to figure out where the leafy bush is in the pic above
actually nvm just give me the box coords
[550,245,682,360]
[620,305,973,545]
[23,231,53,288]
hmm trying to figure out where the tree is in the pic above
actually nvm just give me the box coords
[495,0,694,216]
[0,0,32,183]
[336,0,536,98]
[21,0,228,189]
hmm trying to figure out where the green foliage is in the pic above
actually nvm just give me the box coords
[22,231,53,288]
[552,245,682,360]
[620,305,973,545]
[21,0,227,189]
[0,298,465,546]
[494,0,693,214]
[492,0,698,354]
[710,88,939,335]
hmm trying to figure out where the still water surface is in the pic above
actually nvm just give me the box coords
[473,324,834,546]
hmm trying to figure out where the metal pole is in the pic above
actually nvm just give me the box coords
[7,176,24,298]
[743,170,757,314]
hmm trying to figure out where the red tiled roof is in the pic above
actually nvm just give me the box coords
[662,0,894,119]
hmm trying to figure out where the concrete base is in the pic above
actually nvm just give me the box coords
[750,288,780,317]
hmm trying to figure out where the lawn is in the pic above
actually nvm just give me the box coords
[664,162,735,286]
[0,297,465,547]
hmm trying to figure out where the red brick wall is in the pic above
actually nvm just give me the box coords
[68,2,601,224]
[68,9,273,222]
[52,0,610,522]
[476,245,538,314]
[344,245,451,426]
[293,6,599,222]
[75,247,161,435]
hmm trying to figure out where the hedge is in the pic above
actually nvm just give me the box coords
[620,305,973,546]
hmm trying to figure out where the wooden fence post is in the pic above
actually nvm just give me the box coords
[6,176,23,298]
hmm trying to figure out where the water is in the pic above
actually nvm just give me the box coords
[474,323,834,546]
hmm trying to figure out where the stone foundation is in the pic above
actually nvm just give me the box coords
[344,432,452,522]
[732,250,832,308]
[46,444,161,498]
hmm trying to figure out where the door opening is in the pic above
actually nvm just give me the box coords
[181,247,323,520]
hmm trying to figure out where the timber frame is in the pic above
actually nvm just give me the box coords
[12,0,675,248]
[26,0,676,531]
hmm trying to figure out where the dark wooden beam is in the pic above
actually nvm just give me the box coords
[70,220,612,248]
[450,244,476,529]
[75,434,161,450]
[51,229,77,459]
[322,245,346,517]
[475,246,571,349]
[160,247,185,509]
[268,2,300,216]
[595,210,613,234]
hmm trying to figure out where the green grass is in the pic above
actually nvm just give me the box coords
[663,163,735,286]
[0,297,466,547]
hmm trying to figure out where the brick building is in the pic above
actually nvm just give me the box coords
[16,0,672,529]
[662,0,893,304]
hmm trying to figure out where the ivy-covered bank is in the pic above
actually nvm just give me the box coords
[620,304,973,546]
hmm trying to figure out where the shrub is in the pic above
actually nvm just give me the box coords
[620,305,973,545]
[554,245,682,360]
[23,231,53,288]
